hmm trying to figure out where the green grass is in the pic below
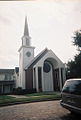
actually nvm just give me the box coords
[0,95,15,100]
[0,93,61,105]
[25,92,60,96]
[0,95,16,104]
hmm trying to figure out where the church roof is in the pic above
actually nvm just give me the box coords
[24,48,49,70]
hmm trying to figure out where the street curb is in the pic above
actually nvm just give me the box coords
[0,98,61,107]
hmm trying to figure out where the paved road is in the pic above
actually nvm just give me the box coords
[0,101,80,120]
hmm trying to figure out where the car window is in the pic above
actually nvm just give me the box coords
[62,80,81,95]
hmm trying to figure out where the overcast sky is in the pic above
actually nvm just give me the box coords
[0,0,81,68]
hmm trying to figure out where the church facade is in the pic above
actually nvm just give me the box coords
[18,17,66,92]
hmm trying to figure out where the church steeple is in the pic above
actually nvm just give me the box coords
[24,16,29,36]
[18,16,35,89]
[22,16,31,46]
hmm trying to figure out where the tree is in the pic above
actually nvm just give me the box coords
[66,30,81,79]
[73,30,81,49]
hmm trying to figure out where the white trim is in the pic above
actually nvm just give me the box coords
[18,46,35,52]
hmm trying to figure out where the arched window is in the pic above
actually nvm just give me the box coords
[43,62,51,73]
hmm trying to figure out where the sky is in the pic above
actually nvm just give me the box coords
[0,0,81,68]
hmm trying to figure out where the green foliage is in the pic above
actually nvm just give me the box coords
[13,87,36,95]
[25,92,58,96]
[73,30,81,48]
[13,87,23,95]
[67,53,81,78]
[67,30,81,79]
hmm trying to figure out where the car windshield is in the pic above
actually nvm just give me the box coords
[62,80,81,95]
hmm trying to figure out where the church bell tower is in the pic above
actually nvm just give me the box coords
[18,16,35,89]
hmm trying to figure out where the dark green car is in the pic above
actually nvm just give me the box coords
[60,79,81,114]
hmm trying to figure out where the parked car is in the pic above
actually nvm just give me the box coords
[60,78,81,114]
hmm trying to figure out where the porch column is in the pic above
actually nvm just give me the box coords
[63,67,66,84]
[9,85,11,93]
[36,67,39,92]
[2,84,3,93]
[33,68,35,89]
[41,66,44,92]
[59,68,62,91]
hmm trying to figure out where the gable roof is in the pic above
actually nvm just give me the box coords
[25,48,49,70]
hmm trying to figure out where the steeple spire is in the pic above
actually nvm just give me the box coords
[24,16,29,36]
[22,16,31,46]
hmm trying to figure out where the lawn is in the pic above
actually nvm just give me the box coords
[25,92,59,96]
[0,93,61,105]
[0,95,16,104]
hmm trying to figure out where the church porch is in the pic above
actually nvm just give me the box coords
[33,57,65,92]
[0,81,14,94]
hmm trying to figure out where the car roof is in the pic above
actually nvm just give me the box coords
[67,78,81,82]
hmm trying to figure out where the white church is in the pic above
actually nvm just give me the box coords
[18,17,66,92]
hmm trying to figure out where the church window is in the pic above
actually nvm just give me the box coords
[26,51,31,57]
[5,74,8,80]
[26,39,29,46]
[43,62,51,73]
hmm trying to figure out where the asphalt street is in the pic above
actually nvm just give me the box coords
[0,101,80,120]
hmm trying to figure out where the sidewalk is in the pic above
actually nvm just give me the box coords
[8,95,28,98]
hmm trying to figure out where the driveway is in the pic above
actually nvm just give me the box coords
[0,101,80,120]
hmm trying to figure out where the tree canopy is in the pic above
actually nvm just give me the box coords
[73,30,81,48]
[66,30,81,79]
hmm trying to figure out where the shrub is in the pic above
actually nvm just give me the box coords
[13,87,36,95]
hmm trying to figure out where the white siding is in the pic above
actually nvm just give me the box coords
[19,46,35,89]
